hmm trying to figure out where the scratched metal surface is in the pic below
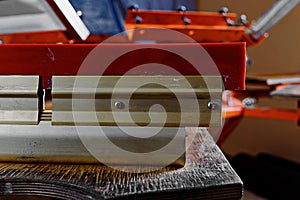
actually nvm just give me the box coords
[0,128,242,200]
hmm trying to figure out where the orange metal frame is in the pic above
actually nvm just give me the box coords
[0,9,266,45]
[0,31,69,44]
[244,107,299,123]
[125,10,266,46]
[0,6,252,145]
[0,43,246,90]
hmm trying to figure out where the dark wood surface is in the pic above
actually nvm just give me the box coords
[0,128,242,200]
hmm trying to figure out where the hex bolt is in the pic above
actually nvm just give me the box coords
[242,97,256,108]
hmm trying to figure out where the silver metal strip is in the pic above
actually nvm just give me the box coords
[247,0,300,40]
[0,121,185,166]
[0,76,39,124]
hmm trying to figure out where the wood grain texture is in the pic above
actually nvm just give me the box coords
[0,128,242,200]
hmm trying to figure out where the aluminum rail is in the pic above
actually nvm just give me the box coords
[247,0,300,40]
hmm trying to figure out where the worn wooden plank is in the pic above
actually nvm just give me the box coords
[0,128,242,200]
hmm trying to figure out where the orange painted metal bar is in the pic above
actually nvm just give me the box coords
[0,31,69,44]
[0,31,127,44]
[0,42,246,90]
[125,10,266,46]
[0,9,265,45]
[219,99,300,145]
[131,26,246,44]
[222,98,244,119]
[125,10,237,26]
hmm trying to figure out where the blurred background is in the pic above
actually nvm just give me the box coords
[199,1,300,199]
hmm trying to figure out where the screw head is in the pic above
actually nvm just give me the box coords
[76,10,83,17]
[114,101,125,110]
[240,14,249,25]
[183,17,191,25]
[208,102,217,110]
[134,15,142,24]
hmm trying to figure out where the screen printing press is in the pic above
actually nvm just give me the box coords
[0,42,245,200]
[2,0,290,199]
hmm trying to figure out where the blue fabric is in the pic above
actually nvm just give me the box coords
[69,0,124,35]
[68,0,196,35]
[119,0,197,11]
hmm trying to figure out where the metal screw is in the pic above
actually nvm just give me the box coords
[134,15,142,24]
[223,90,233,106]
[183,16,191,25]
[114,101,125,110]
[219,7,235,26]
[240,14,249,25]
[76,10,83,17]
[208,102,217,110]
[246,54,253,68]
[242,97,256,108]
[129,4,139,10]
[177,5,187,12]
[219,7,229,15]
